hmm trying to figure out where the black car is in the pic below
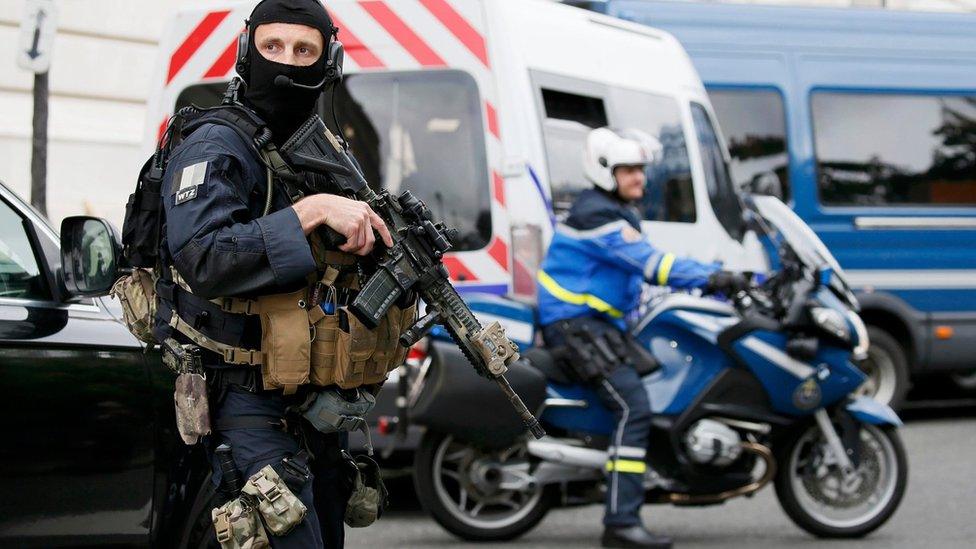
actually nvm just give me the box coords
[0,180,213,547]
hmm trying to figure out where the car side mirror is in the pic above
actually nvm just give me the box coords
[60,216,125,297]
[743,171,783,200]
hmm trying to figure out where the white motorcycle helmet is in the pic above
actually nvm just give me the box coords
[582,127,663,192]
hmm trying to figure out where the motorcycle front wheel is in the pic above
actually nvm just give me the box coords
[413,430,555,541]
[775,422,908,538]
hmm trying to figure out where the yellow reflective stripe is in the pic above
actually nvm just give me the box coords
[537,270,624,319]
[656,253,676,286]
[605,459,647,474]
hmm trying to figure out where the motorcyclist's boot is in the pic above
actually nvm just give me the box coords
[601,525,673,548]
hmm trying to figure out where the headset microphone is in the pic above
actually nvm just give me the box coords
[273,74,330,90]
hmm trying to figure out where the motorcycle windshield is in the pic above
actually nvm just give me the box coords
[750,195,858,306]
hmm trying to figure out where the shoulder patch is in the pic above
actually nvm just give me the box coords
[174,161,208,205]
[621,225,643,243]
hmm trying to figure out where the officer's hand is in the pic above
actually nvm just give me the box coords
[292,194,393,255]
[706,270,750,296]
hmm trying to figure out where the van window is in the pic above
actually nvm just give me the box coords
[608,88,695,224]
[708,89,790,201]
[0,200,47,300]
[691,103,744,240]
[812,92,976,207]
[174,70,491,250]
[540,89,608,213]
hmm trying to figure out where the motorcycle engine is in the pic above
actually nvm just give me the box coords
[683,419,743,466]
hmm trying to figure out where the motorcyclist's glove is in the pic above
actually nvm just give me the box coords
[706,270,750,296]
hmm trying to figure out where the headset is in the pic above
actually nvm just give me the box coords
[235,20,344,88]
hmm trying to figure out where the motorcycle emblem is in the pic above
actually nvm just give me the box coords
[793,378,822,410]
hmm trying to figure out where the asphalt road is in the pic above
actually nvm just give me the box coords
[347,406,976,549]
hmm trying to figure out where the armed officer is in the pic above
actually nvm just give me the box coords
[537,127,746,549]
[153,0,393,546]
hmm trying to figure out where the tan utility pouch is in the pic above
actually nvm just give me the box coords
[332,300,415,389]
[212,497,269,549]
[242,465,307,536]
[258,289,312,395]
[110,268,157,344]
[309,304,340,387]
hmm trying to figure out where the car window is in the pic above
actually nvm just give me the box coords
[0,200,48,300]
[175,70,492,251]
[691,103,744,240]
[812,92,976,207]
[708,88,790,202]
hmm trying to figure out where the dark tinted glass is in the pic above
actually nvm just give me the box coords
[608,88,695,223]
[813,92,976,207]
[0,200,47,300]
[708,89,790,201]
[175,70,492,250]
[691,103,744,240]
[540,89,608,213]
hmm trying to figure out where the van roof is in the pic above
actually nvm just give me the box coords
[607,0,976,57]
[500,0,703,95]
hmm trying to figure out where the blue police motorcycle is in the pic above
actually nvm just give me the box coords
[406,196,907,541]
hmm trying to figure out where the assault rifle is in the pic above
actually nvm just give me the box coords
[280,115,545,439]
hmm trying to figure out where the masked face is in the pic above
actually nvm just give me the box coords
[240,0,336,144]
[244,22,326,144]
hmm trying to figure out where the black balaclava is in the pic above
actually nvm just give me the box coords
[242,0,334,144]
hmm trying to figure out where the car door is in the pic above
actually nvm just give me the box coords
[0,187,155,546]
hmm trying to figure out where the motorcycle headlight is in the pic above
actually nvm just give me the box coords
[811,307,851,344]
[847,311,870,360]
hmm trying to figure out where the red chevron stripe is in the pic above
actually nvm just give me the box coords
[487,237,509,271]
[443,256,479,282]
[492,171,505,207]
[329,11,385,68]
[204,31,241,78]
[419,0,489,67]
[359,1,445,67]
[167,11,231,84]
[485,102,499,138]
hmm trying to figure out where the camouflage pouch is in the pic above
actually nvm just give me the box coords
[110,268,157,344]
[212,496,270,549]
[343,453,388,528]
[174,372,211,445]
[242,465,307,536]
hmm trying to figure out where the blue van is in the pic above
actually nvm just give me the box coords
[579,0,976,407]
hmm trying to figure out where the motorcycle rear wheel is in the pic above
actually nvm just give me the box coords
[775,422,907,538]
[413,430,555,541]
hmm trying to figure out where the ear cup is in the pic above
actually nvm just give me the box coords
[235,30,249,79]
[325,41,344,83]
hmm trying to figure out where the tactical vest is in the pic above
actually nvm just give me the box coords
[118,81,415,394]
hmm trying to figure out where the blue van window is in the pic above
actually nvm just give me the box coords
[175,70,492,251]
[708,89,789,202]
[813,92,976,207]
[691,103,744,240]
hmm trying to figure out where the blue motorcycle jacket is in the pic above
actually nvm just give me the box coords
[537,188,718,329]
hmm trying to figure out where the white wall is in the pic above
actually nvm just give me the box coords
[1,0,973,228]
[0,0,237,228]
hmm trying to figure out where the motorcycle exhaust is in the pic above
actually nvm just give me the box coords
[527,439,608,469]
[661,442,776,505]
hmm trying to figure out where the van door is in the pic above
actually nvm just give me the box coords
[0,190,154,544]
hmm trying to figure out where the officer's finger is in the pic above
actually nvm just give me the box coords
[360,214,376,256]
[367,207,393,247]
[339,219,363,253]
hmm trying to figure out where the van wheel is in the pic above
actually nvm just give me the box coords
[854,327,909,410]
[178,473,219,549]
